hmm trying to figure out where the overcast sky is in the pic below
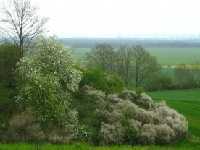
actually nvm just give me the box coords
[1,0,200,38]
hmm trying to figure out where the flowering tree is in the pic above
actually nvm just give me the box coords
[16,37,82,128]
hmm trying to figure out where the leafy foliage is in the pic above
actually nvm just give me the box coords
[16,38,81,128]
[86,44,161,88]
[0,43,20,86]
[79,68,124,94]
[87,43,116,72]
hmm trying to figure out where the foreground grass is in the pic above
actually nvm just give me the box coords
[0,140,200,150]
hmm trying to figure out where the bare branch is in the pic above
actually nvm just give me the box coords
[0,0,48,56]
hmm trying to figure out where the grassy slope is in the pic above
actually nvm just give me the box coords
[0,86,200,149]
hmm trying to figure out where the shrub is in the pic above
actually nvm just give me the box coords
[74,87,107,144]
[155,124,175,144]
[145,74,174,91]
[6,109,45,142]
[16,37,81,130]
[155,101,188,138]
[137,93,154,109]
[76,88,188,145]
[174,66,198,89]
[79,68,124,94]
[100,122,125,145]
[139,124,157,144]
[3,109,79,143]
[135,87,145,95]
[119,90,137,100]
[0,43,20,87]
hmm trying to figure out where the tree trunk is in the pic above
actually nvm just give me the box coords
[19,26,23,57]
[135,60,139,88]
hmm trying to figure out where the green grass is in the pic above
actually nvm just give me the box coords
[71,47,200,65]
[0,141,200,150]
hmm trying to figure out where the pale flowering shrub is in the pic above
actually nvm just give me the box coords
[16,37,81,129]
[138,93,155,109]
[78,88,188,145]
[119,90,154,109]
[155,124,175,144]
[135,109,159,124]
[119,90,137,100]
[8,109,45,141]
[47,119,78,144]
[6,108,78,143]
[139,124,157,144]
[155,102,188,138]
[100,122,125,145]
[9,109,35,129]
[138,123,175,144]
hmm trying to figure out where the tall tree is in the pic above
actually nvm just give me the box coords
[0,0,47,57]
[133,45,160,88]
[87,43,116,72]
[116,45,134,86]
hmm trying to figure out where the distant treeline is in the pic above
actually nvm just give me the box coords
[60,38,200,48]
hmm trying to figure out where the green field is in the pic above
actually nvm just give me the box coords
[0,87,200,149]
[147,47,200,65]
[71,47,200,65]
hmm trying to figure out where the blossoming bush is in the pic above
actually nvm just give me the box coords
[16,38,82,133]
[77,86,188,145]
[8,109,45,142]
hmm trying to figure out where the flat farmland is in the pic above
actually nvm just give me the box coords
[71,47,200,65]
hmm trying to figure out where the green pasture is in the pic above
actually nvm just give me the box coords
[71,47,200,65]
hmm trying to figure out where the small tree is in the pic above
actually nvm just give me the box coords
[16,38,82,128]
[0,0,47,57]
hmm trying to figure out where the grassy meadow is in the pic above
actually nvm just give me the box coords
[71,47,200,65]
[147,47,200,65]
